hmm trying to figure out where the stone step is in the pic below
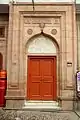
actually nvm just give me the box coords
[23,100,61,110]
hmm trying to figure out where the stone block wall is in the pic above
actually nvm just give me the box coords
[5,2,77,110]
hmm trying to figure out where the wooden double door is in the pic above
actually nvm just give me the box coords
[27,56,57,100]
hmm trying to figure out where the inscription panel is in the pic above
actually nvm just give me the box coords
[24,17,60,26]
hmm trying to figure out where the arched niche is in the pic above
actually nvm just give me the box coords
[24,34,60,99]
[26,34,58,55]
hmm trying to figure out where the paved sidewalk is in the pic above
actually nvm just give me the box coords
[74,111,80,120]
[0,108,80,120]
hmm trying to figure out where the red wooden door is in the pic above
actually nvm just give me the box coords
[27,56,57,100]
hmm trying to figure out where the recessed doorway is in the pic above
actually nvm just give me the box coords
[27,56,57,100]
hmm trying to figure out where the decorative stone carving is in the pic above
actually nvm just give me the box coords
[39,23,45,32]
[28,116,39,120]
[54,18,60,24]
[24,18,51,24]
[39,23,45,28]
[27,29,33,35]
[51,29,57,35]
[24,17,60,26]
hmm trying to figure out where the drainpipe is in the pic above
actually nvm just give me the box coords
[32,0,35,11]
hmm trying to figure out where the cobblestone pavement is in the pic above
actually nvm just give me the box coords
[0,109,80,120]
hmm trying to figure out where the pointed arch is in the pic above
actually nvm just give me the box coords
[24,33,60,100]
[26,33,59,54]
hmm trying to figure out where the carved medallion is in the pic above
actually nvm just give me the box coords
[51,29,57,35]
[27,29,33,35]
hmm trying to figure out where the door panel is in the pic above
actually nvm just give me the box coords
[27,58,41,99]
[29,82,41,99]
[42,82,53,100]
[41,59,53,76]
[41,58,56,100]
[30,59,40,76]
[27,56,57,100]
